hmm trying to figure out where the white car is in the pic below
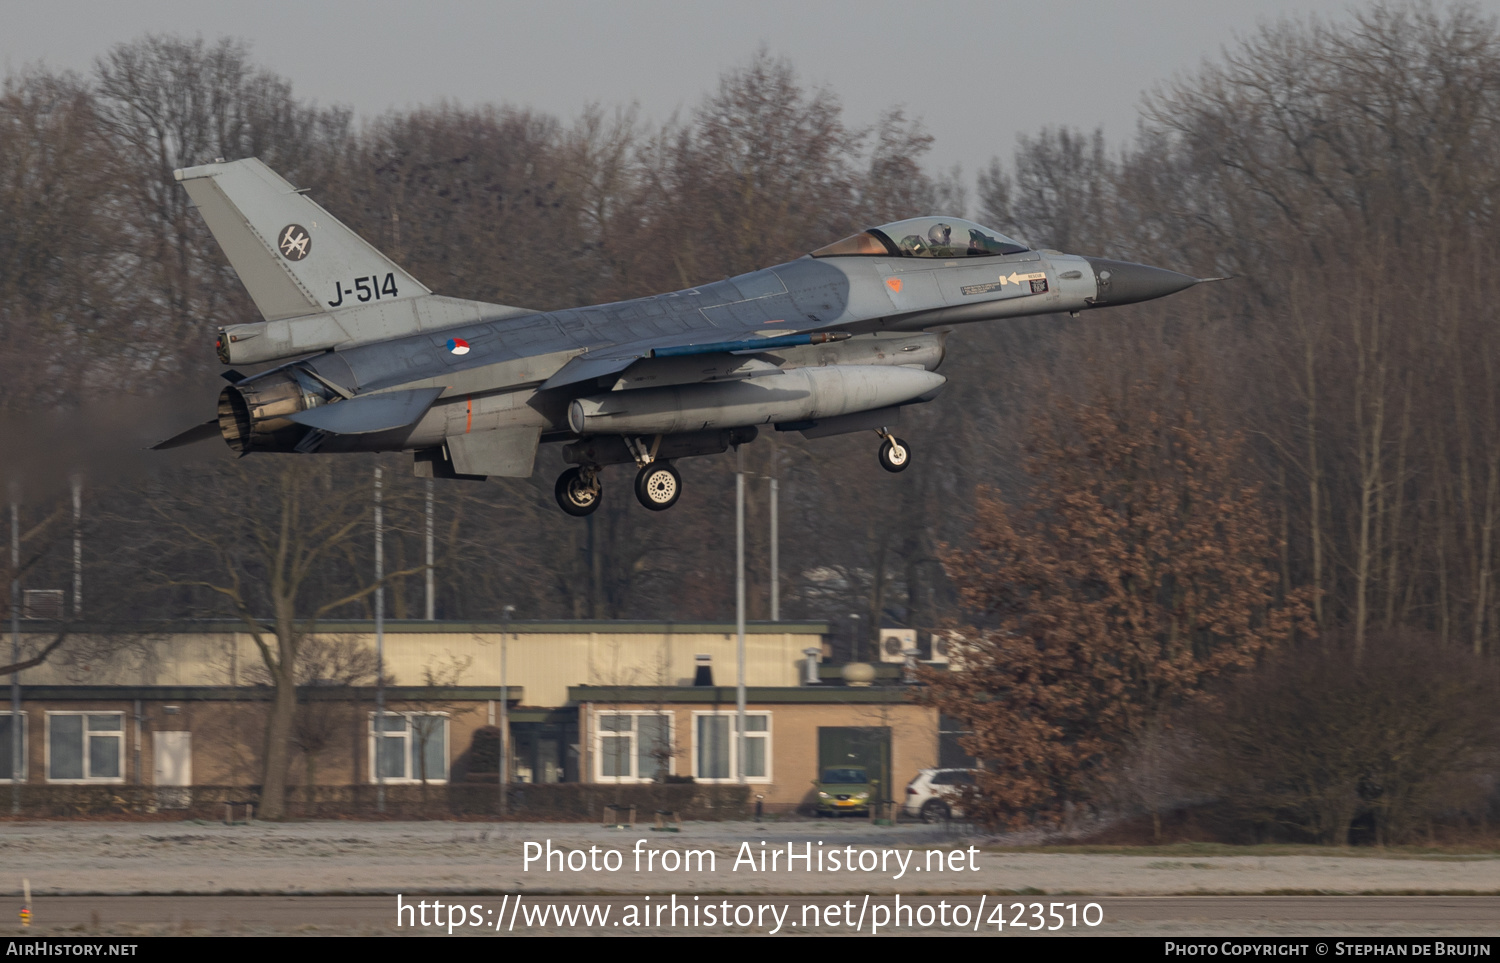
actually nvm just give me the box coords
[903,768,975,822]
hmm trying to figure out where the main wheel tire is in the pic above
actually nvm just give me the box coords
[920,799,951,824]
[634,462,682,511]
[878,436,912,473]
[554,467,601,516]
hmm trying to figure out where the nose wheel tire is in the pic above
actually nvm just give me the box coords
[635,461,682,511]
[878,436,912,473]
[555,467,602,516]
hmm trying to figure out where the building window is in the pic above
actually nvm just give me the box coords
[693,712,770,783]
[0,712,26,782]
[46,712,124,783]
[593,711,673,782]
[368,712,448,784]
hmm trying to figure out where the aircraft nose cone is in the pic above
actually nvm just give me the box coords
[1084,257,1199,306]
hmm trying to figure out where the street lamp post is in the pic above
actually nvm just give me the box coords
[735,447,747,785]
[769,456,779,623]
[374,467,385,814]
[10,489,21,815]
[500,604,514,816]
[71,476,82,618]
[424,478,435,620]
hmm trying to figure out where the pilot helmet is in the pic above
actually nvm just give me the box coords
[927,223,953,246]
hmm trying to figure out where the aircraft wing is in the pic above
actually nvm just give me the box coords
[539,329,849,391]
[539,353,641,392]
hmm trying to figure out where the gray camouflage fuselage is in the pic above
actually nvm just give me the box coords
[163,158,1203,495]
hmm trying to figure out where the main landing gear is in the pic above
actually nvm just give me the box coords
[554,466,602,517]
[634,461,682,511]
[554,435,684,516]
[553,427,915,515]
[875,428,912,473]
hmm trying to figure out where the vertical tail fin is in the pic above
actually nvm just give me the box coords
[175,158,430,322]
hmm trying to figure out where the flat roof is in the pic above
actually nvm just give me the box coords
[571,685,923,704]
[11,619,830,635]
[10,685,524,703]
[8,683,924,708]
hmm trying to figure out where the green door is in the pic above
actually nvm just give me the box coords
[817,727,892,802]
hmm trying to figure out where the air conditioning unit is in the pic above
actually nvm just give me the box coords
[928,631,967,671]
[22,589,65,620]
[878,627,917,663]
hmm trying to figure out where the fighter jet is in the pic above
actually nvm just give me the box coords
[155,158,1208,516]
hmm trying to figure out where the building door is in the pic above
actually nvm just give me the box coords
[817,727,892,802]
[153,731,192,809]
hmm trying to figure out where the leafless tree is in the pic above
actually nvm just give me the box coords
[242,634,381,811]
[122,456,428,819]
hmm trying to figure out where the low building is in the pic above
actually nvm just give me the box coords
[1,620,946,813]
[575,686,936,811]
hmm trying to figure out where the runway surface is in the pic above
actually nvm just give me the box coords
[5,820,1499,897]
[7,894,1498,936]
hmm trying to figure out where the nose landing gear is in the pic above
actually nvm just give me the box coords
[875,428,911,473]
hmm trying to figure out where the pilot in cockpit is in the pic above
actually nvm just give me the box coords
[811,217,1031,259]
[899,222,961,258]
[926,223,959,257]
[897,233,931,256]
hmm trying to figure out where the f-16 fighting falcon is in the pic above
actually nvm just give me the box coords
[154,158,1211,516]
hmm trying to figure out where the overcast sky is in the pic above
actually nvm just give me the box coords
[4,0,1498,190]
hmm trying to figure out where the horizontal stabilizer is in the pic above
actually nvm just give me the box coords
[149,420,221,451]
[285,387,444,435]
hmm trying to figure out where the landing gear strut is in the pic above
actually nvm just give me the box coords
[555,466,602,516]
[635,461,682,511]
[875,429,911,473]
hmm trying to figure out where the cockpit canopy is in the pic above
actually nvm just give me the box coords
[811,216,1028,259]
